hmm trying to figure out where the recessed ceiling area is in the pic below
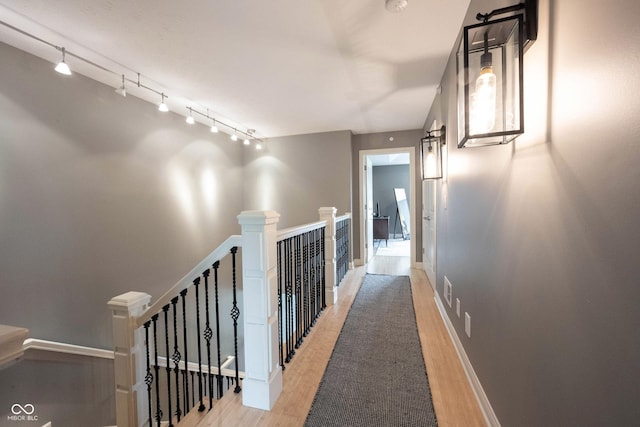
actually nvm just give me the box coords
[0,0,470,138]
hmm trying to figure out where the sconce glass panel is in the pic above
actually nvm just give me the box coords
[421,129,445,180]
[457,14,524,148]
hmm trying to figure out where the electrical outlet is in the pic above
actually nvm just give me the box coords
[456,298,461,317]
[465,312,471,338]
[444,276,453,307]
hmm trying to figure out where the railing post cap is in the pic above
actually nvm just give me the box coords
[319,207,337,215]
[108,291,152,311]
[238,210,280,225]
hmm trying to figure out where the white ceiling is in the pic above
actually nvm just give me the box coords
[0,0,470,138]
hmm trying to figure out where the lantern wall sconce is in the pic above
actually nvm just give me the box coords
[457,0,538,148]
[421,126,446,180]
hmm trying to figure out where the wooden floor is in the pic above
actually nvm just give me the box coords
[184,255,486,427]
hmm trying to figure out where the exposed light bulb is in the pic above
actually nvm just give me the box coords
[470,51,496,134]
[115,74,126,97]
[158,93,169,112]
[210,119,219,133]
[230,132,238,142]
[54,47,72,75]
[255,142,263,150]
[243,138,250,146]
[186,108,195,124]
[385,0,408,13]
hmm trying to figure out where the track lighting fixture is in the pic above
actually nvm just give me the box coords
[158,93,169,112]
[1,19,267,146]
[115,74,126,97]
[243,138,250,146]
[255,142,263,150]
[54,47,72,75]
[186,107,195,124]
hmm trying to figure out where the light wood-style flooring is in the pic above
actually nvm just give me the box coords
[183,254,486,426]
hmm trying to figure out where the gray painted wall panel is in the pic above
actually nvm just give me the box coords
[372,165,410,238]
[0,42,244,349]
[425,0,640,425]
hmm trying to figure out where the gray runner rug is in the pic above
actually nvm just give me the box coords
[305,274,438,427]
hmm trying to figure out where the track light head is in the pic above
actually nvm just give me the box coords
[54,47,72,75]
[115,74,126,97]
[158,93,169,112]
[186,107,195,124]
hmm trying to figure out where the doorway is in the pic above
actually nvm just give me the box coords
[359,148,416,267]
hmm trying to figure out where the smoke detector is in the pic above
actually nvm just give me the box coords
[385,0,408,13]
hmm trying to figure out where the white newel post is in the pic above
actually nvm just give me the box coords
[237,210,283,410]
[108,291,152,427]
[319,207,338,305]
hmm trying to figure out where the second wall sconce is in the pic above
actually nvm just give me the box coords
[421,125,446,180]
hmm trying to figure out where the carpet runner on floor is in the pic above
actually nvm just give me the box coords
[305,274,438,427]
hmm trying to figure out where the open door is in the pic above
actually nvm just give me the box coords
[365,157,374,262]
[422,180,436,289]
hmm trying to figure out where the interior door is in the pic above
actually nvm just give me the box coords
[422,180,436,289]
[365,157,374,262]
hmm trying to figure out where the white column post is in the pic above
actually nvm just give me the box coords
[237,210,282,410]
[319,207,338,305]
[108,291,152,427]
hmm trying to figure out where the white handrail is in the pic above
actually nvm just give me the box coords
[277,220,326,242]
[22,338,114,359]
[136,235,242,328]
[336,213,351,222]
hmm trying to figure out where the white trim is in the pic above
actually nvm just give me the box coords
[277,220,327,241]
[358,147,417,267]
[22,338,114,359]
[434,293,501,427]
[136,234,242,327]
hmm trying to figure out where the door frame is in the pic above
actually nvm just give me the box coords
[358,147,417,267]
[422,180,437,291]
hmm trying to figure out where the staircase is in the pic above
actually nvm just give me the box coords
[0,324,29,367]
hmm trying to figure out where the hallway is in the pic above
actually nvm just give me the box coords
[181,254,485,426]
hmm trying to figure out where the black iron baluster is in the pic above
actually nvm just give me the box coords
[193,277,206,412]
[309,230,317,327]
[285,237,294,362]
[277,240,284,369]
[295,234,303,348]
[320,227,327,310]
[180,289,189,413]
[213,260,223,399]
[162,305,174,427]
[230,247,242,393]
[152,314,163,426]
[190,371,195,408]
[303,231,310,337]
[144,322,153,427]
[171,297,182,422]
[203,268,214,410]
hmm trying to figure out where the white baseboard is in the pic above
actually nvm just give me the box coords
[354,258,363,267]
[434,293,500,427]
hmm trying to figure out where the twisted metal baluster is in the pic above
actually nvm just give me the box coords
[162,305,174,427]
[152,314,163,426]
[171,297,182,421]
[193,277,205,411]
[144,322,153,427]
[202,268,214,410]
[277,240,284,369]
[295,234,303,348]
[285,237,294,362]
[309,230,317,326]
[180,289,189,413]
[213,260,223,398]
[230,247,242,393]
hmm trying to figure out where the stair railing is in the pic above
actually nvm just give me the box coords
[109,208,352,426]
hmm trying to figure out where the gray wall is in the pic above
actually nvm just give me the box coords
[372,165,410,238]
[243,130,352,228]
[351,129,423,261]
[426,0,640,425]
[0,42,244,349]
